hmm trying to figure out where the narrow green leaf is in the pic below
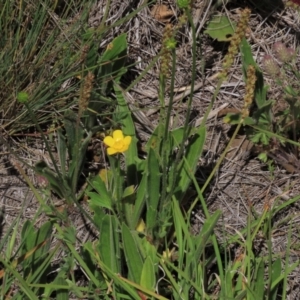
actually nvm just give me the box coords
[234,290,247,300]
[21,220,35,251]
[224,267,234,298]
[253,258,265,299]
[0,257,39,300]
[36,221,52,244]
[63,109,80,156]
[57,129,67,177]
[96,260,144,300]
[114,84,138,185]
[96,34,127,107]
[28,246,58,292]
[98,215,120,273]
[270,258,282,300]
[131,165,147,229]
[55,276,69,300]
[270,261,299,291]
[122,185,137,229]
[193,210,221,260]
[172,199,192,268]
[145,147,161,234]
[121,223,143,283]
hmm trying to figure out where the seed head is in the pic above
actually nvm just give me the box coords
[219,8,251,79]
[273,42,294,63]
[262,54,280,77]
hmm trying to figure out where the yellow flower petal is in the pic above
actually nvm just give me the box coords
[123,143,130,152]
[123,136,132,146]
[103,136,115,147]
[107,147,118,155]
[113,130,124,141]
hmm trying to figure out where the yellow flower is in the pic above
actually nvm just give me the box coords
[103,130,132,155]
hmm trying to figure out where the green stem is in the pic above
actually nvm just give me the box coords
[160,50,177,206]
[172,9,197,172]
[168,8,199,199]
[111,155,123,219]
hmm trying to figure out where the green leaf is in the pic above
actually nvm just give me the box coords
[22,220,51,253]
[172,199,192,268]
[100,34,127,63]
[63,109,91,195]
[140,238,159,268]
[114,84,138,185]
[194,210,221,260]
[97,34,127,98]
[270,258,282,300]
[204,15,235,42]
[145,147,161,235]
[145,123,164,156]
[20,221,52,279]
[57,129,67,177]
[122,185,137,228]
[131,163,147,230]
[121,223,143,283]
[140,256,155,291]
[177,0,189,9]
[85,33,128,129]
[21,220,35,252]
[0,257,39,300]
[224,266,234,298]
[55,276,69,300]
[223,113,242,125]
[253,258,265,299]
[88,175,113,210]
[97,215,120,273]
[63,109,81,156]
[88,192,112,210]
[61,227,76,245]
